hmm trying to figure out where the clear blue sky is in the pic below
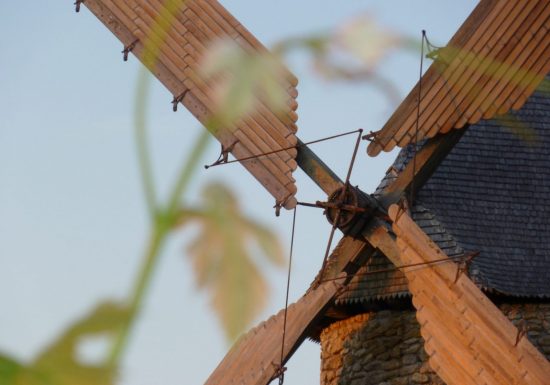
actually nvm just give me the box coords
[0,1,477,384]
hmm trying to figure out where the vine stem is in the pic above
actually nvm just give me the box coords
[135,70,157,219]
[107,0,209,366]
[107,129,211,367]
[106,219,168,367]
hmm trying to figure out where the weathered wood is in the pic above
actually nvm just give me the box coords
[367,0,550,156]
[204,236,373,385]
[295,140,343,196]
[360,218,403,267]
[366,0,497,155]
[180,46,299,165]
[466,1,549,124]
[390,0,511,146]
[180,72,295,188]
[389,205,550,385]
[377,128,466,209]
[483,0,548,118]
[83,0,300,209]
[424,0,528,138]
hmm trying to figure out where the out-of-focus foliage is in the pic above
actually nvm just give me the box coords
[200,14,414,111]
[0,302,129,385]
[0,4,414,384]
[334,14,402,68]
[428,44,546,145]
[496,113,540,145]
[200,39,289,127]
[178,183,285,342]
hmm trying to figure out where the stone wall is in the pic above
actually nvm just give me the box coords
[320,303,550,385]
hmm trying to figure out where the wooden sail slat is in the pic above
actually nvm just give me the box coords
[465,1,550,124]
[507,26,550,111]
[416,312,482,385]
[179,7,299,136]
[389,205,550,385]
[132,23,187,79]
[180,20,299,163]
[367,0,549,156]
[185,39,297,171]
[424,0,533,138]
[408,261,530,384]
[202,0,299,88]
[391,0,510,147]
[186,2,297,126]
[181,30,298,141]
[439,0,535,133]
[204,282,339,385]
[486,6,550,117]
[89,0,184,96]
[83,0,299,209]
[184,0,299,109]
[182,74,297,191]
[424,0,535,138]
[97,0,293,204]
[397,0,516,144]
[366,0,499,155]
[181,55,298,178]
[204,237,371,385]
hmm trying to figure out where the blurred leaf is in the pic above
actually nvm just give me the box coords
[0,354,47,385]
[333,14,402,69]
[497,113,540,145]
[0,302,130,385]
[200,39,289,127]
[273,14,410,105]
[177,183,285,342]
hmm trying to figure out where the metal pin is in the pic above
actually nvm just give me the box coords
[204,140,239,169]
[453,251,479,283]
[362,131,378,142]
[122,40,138,61]
[74,0,85,12]
[273,202,282,217]
[514,320,528,347]
[171,90,189,112]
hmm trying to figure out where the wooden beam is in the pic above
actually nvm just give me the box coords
[378,127,466,208]
[203,235,373,385]
[360,218,403,267]
[295,140,403,266]
[295,140,343,196]
[389,204,550,385]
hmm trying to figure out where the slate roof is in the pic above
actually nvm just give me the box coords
[336,77,550,304]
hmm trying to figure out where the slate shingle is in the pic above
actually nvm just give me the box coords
[336,78,550,304]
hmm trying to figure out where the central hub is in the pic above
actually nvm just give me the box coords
[323,184,372,236]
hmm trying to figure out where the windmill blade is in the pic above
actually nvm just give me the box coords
[205,236,371,385]
[81,0,299,208]
[367,0,550,156]
[205,280,339,385]
[388,204,550,385]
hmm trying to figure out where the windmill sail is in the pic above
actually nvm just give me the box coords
[367,0,550,156]
[388,204,550,385]
[205,236,371,385]
[205,280,339,385]
[82,0,299,208]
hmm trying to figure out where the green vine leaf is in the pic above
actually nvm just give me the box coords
[0,302,130,385]
[178,183,285,342]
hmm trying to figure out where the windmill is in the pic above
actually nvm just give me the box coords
[75,0,550,384]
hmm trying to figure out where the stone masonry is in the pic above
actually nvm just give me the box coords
[320,303,550,385]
